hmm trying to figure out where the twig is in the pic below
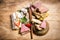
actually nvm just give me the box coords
[29,7,33,39]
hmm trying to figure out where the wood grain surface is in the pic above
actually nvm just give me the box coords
[0,0,60,40]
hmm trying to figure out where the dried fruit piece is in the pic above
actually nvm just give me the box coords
[25,23,32,28]
[14,21,20,27]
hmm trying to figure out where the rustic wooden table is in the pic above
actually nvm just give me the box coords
[0,0,60,40]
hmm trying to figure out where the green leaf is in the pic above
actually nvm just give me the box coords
[20,17,27,23]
